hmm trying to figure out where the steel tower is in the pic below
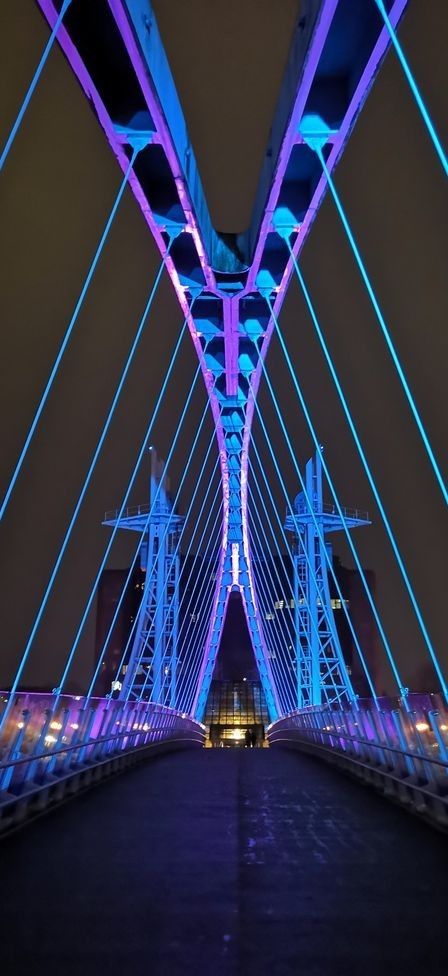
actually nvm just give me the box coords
[285,451,370,708]
[103,450,184,704]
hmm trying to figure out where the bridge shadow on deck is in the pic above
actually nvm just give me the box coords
[0,748,447,976]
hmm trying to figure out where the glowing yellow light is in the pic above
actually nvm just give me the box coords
[17,721,24,729]
[70,723,79,730]
[415,722,430,733]
[440,724,447,731]
[232,729,244,741]
[50,721,62,730]
[45,734,57,745]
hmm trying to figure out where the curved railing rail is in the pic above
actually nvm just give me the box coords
[267,696,448,830]
[0,692,205,833]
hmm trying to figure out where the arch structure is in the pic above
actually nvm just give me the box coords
[35,0,408,721]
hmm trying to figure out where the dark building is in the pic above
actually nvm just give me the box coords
[248,550,380,700]
[94,552,379,702]
[93,554,216,697]
[331,555,380,699]
[94,566,145,697]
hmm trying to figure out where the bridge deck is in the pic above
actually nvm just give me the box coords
[0,749,446,975]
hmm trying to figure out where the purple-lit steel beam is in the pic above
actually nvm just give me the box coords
[33,0,408,719]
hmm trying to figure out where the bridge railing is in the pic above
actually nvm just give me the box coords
[0,692,205,831]
[267,695,448,829]
[295,499,369,522]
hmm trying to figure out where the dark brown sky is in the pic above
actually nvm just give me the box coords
[0,0,447,695]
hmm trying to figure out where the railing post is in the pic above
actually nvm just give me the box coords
[428,710,448,766]
[367,709,389,766]
[408,710,437,785]
[25,708,53,783]
[46,707,71,774]
[120,704,137,751]
[76,705,98,764]
[107,704,125,755]
[91,702,115,761]
[391,710,416,777]
[0,709,30,792]
[61,704,94,770]
[141,704,152,744]
[342,707,358,758]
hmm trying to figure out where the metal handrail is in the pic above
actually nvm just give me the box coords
[270,733,448,806]
[269,724,448,771]
[0,725,204,772]
[104,501,173,521]
[293,500,369,521]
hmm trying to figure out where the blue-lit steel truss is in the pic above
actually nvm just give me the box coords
[104,451,183,705]
[28,0,418,722]
[285,452,370,709]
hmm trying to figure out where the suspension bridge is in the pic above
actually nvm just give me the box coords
[0,1,447,973]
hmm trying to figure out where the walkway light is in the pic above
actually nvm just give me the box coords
[415,722,430,732]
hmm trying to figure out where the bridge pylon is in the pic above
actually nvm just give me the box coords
[103,449,184,704]
[285,450,370,710]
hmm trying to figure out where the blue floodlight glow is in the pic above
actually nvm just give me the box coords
[298,112,338,150]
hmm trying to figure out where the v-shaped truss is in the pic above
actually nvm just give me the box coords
[36,0,408,719]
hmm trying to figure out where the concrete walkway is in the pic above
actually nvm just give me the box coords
[0,748,447,975]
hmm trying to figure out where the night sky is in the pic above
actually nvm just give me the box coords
[0,0,446,695]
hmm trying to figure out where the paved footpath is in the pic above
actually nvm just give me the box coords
[0,748,447,976]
